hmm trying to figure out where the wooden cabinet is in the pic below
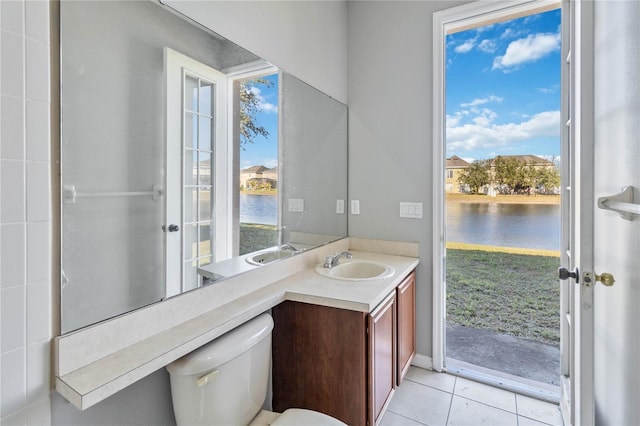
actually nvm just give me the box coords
[396,271,416,384]
[272,302,368,426]
[272,269,416,426]
[368,292,396,425]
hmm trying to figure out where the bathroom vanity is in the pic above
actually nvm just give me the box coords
[54,238,418,416]
[272,270,416,426]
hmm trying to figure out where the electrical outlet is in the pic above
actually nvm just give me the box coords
[336,199,345,214]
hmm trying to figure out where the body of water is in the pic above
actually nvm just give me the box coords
[240,193,277,225]
[446,203,560,251]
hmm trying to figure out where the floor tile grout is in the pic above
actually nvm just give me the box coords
[386,409,431,426]
[389,368,562,426]
[444,375,456,425]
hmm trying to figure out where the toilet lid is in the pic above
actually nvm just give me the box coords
[272,409,347,426]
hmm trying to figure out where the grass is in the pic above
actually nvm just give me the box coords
[446,193,560,205]
[446,248,560,346]
[240,189,277,196]
[447,241,559,257]
[239,223,278,255]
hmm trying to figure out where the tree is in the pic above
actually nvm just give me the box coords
[458,160,490,194]
[493,156,529,194]
[532,166,561,194]
[239,78,273,147]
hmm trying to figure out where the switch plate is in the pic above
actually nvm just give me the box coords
[336,199,345,214]
[400,202,423,219]
[351,200,360,215]
[289,198,304,212]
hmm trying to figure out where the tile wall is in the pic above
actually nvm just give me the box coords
[1,0,53,424]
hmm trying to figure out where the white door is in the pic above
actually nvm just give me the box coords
[563,1,640,424]
[558,0,595,424]
[164,48,229,298]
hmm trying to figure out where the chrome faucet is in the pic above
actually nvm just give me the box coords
[280,244,298,252]
[323,251,353,268]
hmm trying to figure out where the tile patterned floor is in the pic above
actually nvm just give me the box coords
[381,367,564,426]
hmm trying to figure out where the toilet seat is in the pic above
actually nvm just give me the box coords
[272,408,347,426]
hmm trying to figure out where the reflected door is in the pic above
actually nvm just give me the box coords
[164,48,228,297]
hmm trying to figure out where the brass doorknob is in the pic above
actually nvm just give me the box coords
[596,272,615,287]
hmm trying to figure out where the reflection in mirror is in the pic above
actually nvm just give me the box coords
[60,1,347,333]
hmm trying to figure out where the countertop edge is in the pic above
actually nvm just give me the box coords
[56,245,419,410]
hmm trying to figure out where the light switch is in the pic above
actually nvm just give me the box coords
[336,199,345,214]
[399,202,423,219]
[351,200,360,215]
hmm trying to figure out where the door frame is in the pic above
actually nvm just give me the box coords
[431,0,561,373]
[433,1,596,420]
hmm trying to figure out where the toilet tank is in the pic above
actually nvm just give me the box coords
[166,313,274,426]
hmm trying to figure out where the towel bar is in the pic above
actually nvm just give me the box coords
[597,186,639,220]
[63,184,163,204]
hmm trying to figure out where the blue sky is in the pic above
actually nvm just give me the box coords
[240,73,279,169]
[446,9,561,162]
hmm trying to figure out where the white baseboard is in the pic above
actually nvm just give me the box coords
[410,354,433,370]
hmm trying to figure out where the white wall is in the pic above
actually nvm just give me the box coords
[592,1,640,424]
[0,0,53,423]
[164,0,348,104]
[347,0,470,358]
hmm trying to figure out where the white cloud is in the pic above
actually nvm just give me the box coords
[446,114,462,128]
[472,108,498,126]
[493,32,561,71]
[500,28,525,40]
[536,84,560,94]
[455,39,476,53]
[478,39,497,53]
[241,158,277,169]
[446,110,560,152]
[460,95,503,108]
[248,86,278,113]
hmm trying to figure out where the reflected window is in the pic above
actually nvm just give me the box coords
[183,75,214,277]
[231,71,280,255]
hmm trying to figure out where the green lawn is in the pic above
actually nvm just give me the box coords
[446,248,560,346]
[239,223,278,255]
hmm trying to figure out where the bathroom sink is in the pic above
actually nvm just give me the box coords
[315,260,394,281]
[246,248,297,265]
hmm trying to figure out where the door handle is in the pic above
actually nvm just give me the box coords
[583,271,616,287]
[162,224,180,232]
[558,267,579,283]
[596,272,615,286]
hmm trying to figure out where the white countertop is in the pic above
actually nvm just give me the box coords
[284,251,418,312]
[55,238,419,410]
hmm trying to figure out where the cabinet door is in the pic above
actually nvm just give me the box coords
[272,301,368,426]
[397,271,416,384]
[368,292,396,425]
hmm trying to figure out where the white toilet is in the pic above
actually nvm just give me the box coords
[166,313,346,426]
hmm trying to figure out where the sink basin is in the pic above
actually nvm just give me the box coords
[246,248,297,265]
[315,260,394,281]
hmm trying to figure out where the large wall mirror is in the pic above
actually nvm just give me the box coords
[60,0,348,333]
